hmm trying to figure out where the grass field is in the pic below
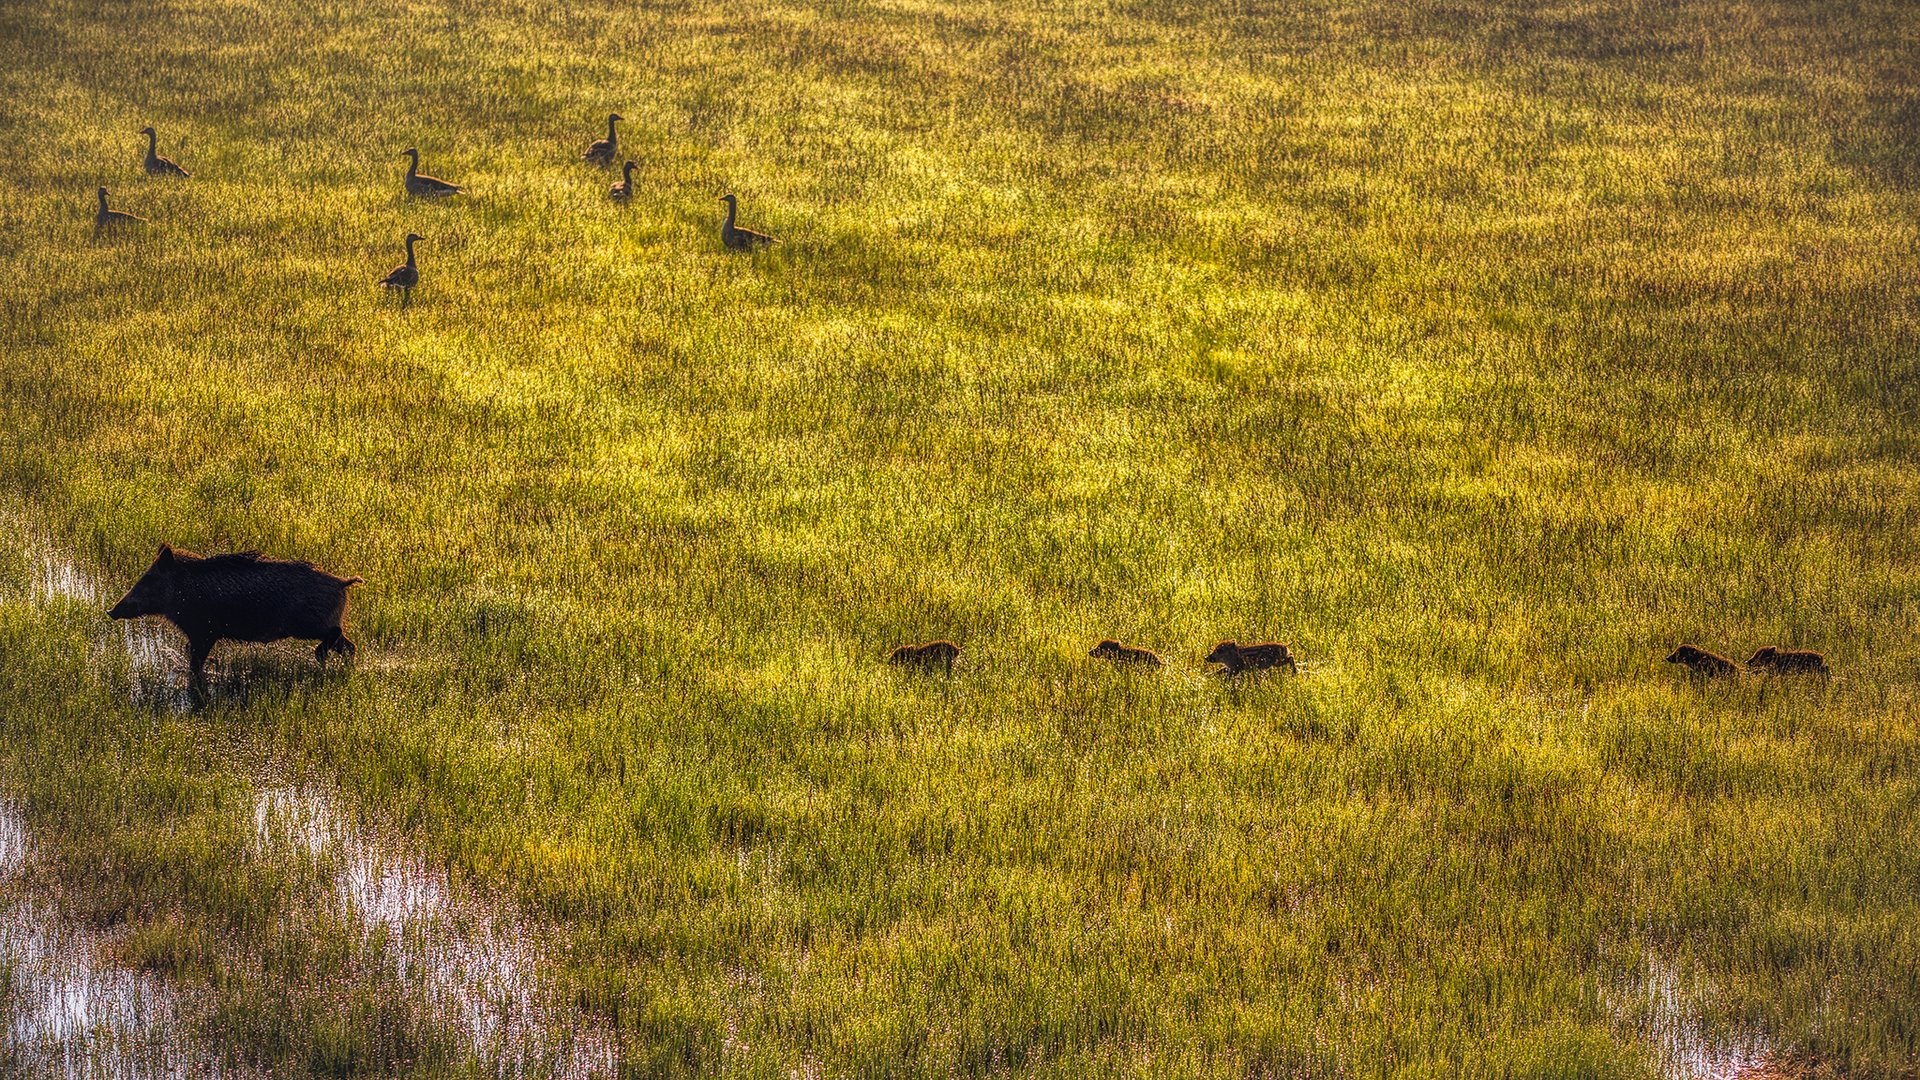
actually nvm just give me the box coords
[2,0,1919,1074]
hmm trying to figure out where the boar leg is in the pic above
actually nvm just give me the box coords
[186,635,216,682]
[316,631,356,665]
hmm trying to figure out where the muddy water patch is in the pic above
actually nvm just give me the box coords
[1614,954,1776,1080]
[9,538,192,712]
[87,617,194,715]
[27,548,100,608]
[0,800,244,1079]
[13,534,230,707]
[252,785,617,1079]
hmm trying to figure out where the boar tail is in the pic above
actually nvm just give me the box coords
[344,577,365,587]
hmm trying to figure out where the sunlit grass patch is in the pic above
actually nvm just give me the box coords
[3,0,1920,1074]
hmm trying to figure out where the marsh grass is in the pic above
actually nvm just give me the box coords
[1,0,1918,1074]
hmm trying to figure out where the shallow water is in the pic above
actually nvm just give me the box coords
[107,622,196,714]
[253,787,619,1078]
[28,550,99,608]
[10,542,619,1076]
[17,539,195,713]
[0,802,243,1079]
[1622,956,1774,1080]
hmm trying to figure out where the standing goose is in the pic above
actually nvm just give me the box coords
[610,160,637,202]
[95,187,146,233]
[719,193,776,251]
[380,232,426,306]
[140,127,189,177]
[401,148,462,197]
[583,113,622,165]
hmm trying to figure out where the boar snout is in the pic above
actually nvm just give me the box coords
[108,584,157,620]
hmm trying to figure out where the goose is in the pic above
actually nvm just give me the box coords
[95,187,146,232]
[401,148,462,197]
[610,160,637,201]
[380,233,426,306]
[583,113,622,165]
[719,193,776,251]
[140,127,189,177]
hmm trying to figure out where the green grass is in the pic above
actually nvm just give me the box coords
[2,0,1919,1073]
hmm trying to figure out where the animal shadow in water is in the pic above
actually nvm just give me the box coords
[138,644,353,713]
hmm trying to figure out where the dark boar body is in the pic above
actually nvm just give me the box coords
[108,544,363,679]
[1206,641,1296,676]
[1088,639,1163,667]
[1746,646,1830,676]
[1664,644,1738,679]
[888,640,959,674]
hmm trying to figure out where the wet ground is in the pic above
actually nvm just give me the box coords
[26,544,195,714]
[251,785,618,1077]
[4,535,1816,1078]
[7,538,618,1077]
[0,800,246,1079]
[1624,956,1775,1080]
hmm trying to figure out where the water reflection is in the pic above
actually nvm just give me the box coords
[0,802,244,1079]
[253,787,618,1078]
[1619,955,1774,1080]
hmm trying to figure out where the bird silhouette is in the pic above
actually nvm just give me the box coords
[610,161,637,202]
[583,113,623,165]
[140,127,189,177]
[401,148,462,197]
[380,232,426,306]
[95,187,146,233]
[719,193,776,251]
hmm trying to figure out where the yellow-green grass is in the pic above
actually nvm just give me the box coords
[2,0,1918,1073]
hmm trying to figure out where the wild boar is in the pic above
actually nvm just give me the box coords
[1088,639,1163,667]
[888,640,959,674]
[108,544,362,680]
[1664,644,1738,679]
[1205,641,1296,676]
[1745,646,1829,676]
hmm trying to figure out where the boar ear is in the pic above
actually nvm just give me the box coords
[156,543,174,563]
